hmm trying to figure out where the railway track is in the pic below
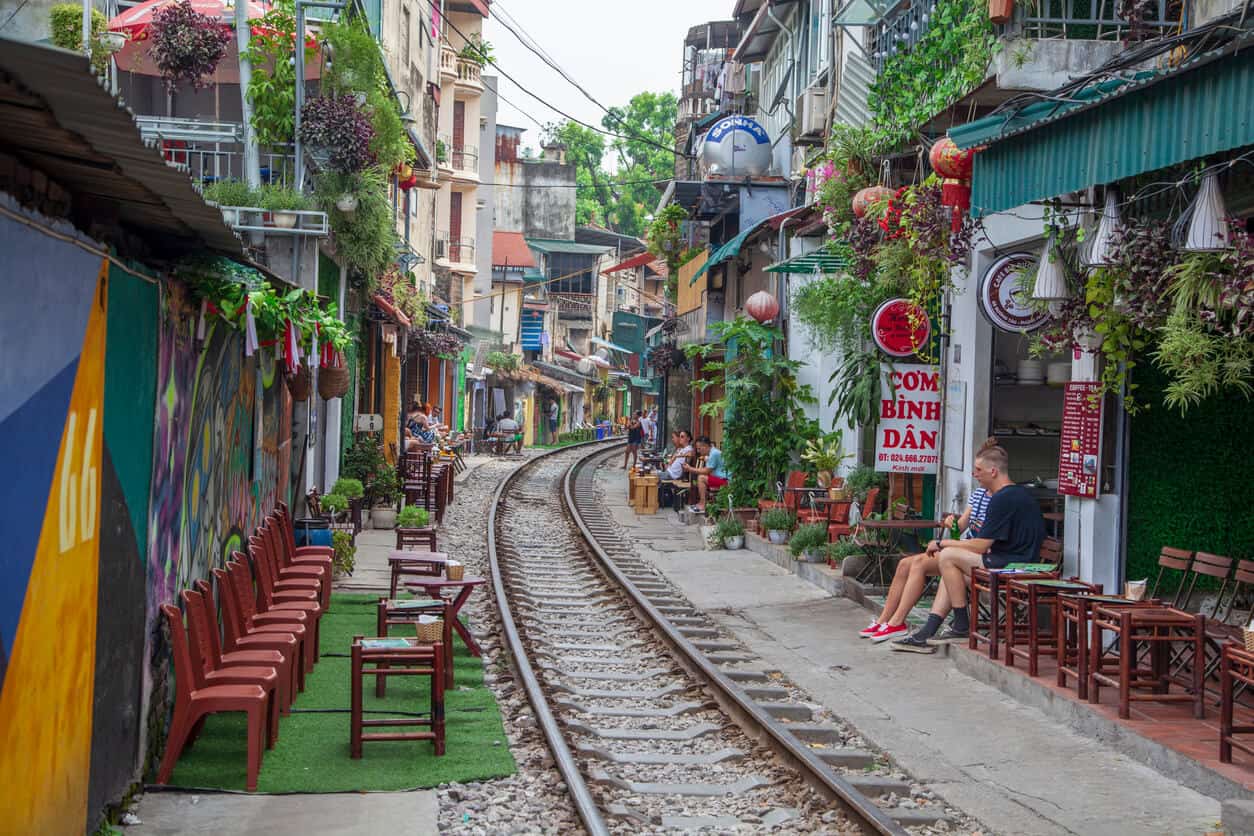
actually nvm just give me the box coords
[487,442,962,835]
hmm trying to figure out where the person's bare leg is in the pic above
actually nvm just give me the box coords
[696,475,708,511]
[887,553,941,625]
[875,554,919,623]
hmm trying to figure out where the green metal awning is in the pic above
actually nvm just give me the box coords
[629,375,660,394]
[525,238,612,255]
[951,37,1254,216]
[690,228,754,285]
[765,251,848,274]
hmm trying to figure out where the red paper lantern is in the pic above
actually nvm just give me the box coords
[745,290,780,324]
[398,173,419,191]
[928,137,974,180]
[852,186,895,219]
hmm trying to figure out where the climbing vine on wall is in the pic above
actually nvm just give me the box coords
[868,0,997,148]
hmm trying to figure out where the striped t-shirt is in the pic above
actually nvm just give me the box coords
[965,487,991,539]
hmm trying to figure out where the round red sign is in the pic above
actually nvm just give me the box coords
[871,298,931,358]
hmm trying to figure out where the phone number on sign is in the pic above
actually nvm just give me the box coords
[880,453,938,464]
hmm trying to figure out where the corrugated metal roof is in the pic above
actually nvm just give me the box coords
[0,37,247,259]
[834,48,873,129]
[956,33,1254,215]
[525,238,612,255]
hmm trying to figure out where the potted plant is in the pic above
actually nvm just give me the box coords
[320,492,348,521]
[789,522,829,563]
[368,467,401,529]
[845,464,887,508]
[709,515,745,550]
[300,94,376,173]
[800,431,852,489]
[397,505,431,530]
[259,184,309,229]
[458,33,493,67]
[825,537,863,571]
[435,139,448,165]
[202,179,260,226]
[759,508,796,546]
[148,0,232,92]
[332,530,356,578]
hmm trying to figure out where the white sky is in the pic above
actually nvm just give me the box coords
[483,0,735,156]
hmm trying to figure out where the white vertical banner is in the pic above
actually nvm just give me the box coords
[875,363,941,474]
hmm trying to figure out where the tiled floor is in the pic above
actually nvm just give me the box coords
[957,637,1254,790]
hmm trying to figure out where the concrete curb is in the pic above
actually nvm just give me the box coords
[743,532,844,597]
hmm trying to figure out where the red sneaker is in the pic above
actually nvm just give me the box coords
[870,623,908,643]
[858,621,882,638]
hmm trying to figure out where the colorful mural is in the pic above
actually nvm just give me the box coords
[142,280,290,769]
[0,212,108,832]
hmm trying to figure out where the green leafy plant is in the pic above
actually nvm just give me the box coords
[49,4,108,75]
[458,33,493,67]
[867,0,997,148]
[800,430,852,481]
[435,139,448,163]
[845,464,887,505]
[330,477,364,499]
[826,537,864,565]
[486,351,521,373]
[789,522,830,558]
[397,505,431,528]
[258,184,310,212]
[708,515,746,547]
[320,492,348,515]
[646,204,688,285]
[687,317,819,507]
[343,433,387,484]
[759,508,797,533]
[369,466,401,508]
[314,166,397,281]
[332,529,356,575]
[243,0,310,146]
[202,179,260,207]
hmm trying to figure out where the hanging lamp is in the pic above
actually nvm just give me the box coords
[1032,230,1070,303]
[1183,171,1230,252]
[1083,188,1121,268]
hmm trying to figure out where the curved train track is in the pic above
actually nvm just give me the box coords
[487,441,951,835]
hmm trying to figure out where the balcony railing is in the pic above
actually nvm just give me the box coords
[437,136,479,176]
[872,0,1182,70]
[439,45,458,79]
[455,56,483,89]
[1009,0,1181,41]
[435,234,476,265]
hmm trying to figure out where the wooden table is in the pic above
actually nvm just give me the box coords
[969,565,1060,660]
[1004,578,1100,675]
[387,550,449,598]
[350,635,445,758]
[1057,592,1156,699]
[1221,643,1254,763]
[404,575,486,656]
[377,598,455,688]
[852,519,942,586]
[1089,605,1205,719]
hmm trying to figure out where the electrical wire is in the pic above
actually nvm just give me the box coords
[0,201,161,285]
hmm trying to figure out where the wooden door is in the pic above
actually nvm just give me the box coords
[449,191,463,260]
[453,100,465,166]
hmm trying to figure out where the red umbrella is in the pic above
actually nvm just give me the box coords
[108,0,321,83]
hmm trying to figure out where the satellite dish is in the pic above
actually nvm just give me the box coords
[700,116,773,176]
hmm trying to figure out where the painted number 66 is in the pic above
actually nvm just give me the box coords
[58,408,99,553]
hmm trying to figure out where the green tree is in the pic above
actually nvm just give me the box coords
[547,121,611,228]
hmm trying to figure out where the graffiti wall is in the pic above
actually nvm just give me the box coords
[143,280,291,767]
[0,213,110,833]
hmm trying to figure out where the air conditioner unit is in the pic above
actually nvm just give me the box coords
[800,87,828,138]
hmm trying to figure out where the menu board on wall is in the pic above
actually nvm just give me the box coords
[1058,382,1103,498]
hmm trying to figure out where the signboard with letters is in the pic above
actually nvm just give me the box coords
[871,298,931,358]
[875,363,941,474]
[354,414,384,432]
[1057,382,1103,498]
[978,253,1050,333]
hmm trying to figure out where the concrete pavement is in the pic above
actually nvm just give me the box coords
[597,463,1222,836]
[128,791,438,835]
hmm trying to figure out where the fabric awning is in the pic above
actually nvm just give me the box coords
[372,294,412,326]
[535,374,584,394]
[951,31,1254,215]
[590,336,633,355]
[765,251,849,274]
[603,251,655,274]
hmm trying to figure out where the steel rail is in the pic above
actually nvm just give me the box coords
[560,447,907,836]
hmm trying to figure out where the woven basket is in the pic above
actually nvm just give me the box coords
[1244,629,1254,653]
[318,365,349,399]
[446,563,464,581]
[416,618,443,643]
[286,365,311,402]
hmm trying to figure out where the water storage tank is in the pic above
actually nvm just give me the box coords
[700,116,772,176]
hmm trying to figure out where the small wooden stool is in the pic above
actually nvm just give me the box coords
[1221,643,1254,763]
[1089,605,1205,719]
[969,566,1059,660]
[377,597,455,689]
[1057,592,1156,699]
[350,635,445,757]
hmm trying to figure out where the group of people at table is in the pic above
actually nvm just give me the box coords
[625,424,730,515]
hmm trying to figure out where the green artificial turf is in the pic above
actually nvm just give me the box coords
[166,594,516,793]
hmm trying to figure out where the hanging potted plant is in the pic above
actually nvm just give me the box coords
[789,522,830,563]
[148,0,232,92]
[300,94,376,173]
[759,508,796,546]
[285,362,312,401]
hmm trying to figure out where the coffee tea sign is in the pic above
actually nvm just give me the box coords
[979,253,1050,332]
[875,364,941,474]
[871,298,931,357]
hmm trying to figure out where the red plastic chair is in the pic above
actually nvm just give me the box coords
[213,566,308,688]
[276,501,335,561]
[156,603,275,792]
[246,545,325,652]
[190,580,297,713]
[758,471,807,513]
[260,522,330,609]
[183,589,283,719]
[249,536,322,610]
[225,556,319,673]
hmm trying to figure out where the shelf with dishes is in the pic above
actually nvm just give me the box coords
[993,423,1061,438]
[994,358,1072,388]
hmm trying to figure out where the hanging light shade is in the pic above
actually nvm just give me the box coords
[1083,187,1122,268]
[1183,171,1230,252]
[1032,232,1070,302]
[745,289,780,323]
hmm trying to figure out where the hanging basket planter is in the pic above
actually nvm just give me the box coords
[286,364,311,402]
[989,0,1014,23]
[318,365,350,399]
